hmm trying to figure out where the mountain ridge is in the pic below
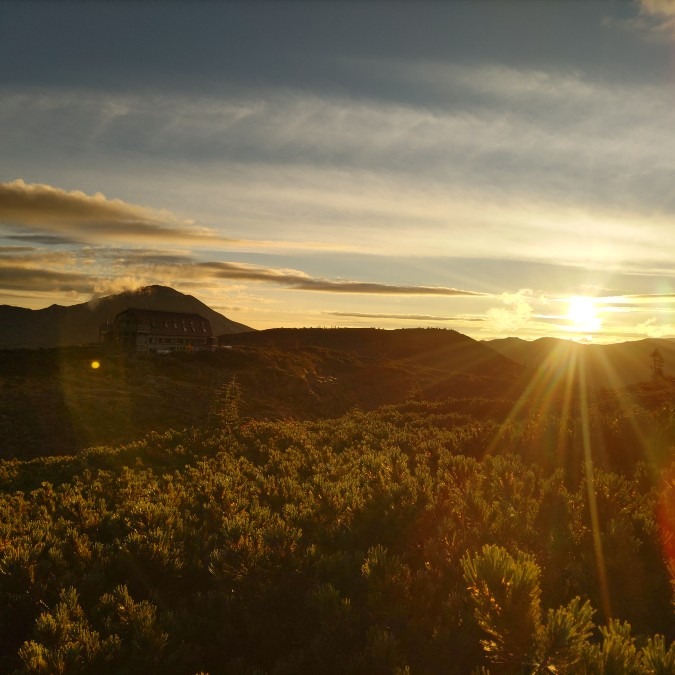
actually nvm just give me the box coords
[0,285,252,349]
[219,326,518,382]
[485,335,675,388]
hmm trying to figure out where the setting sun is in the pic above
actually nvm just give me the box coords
[567,296,602,332]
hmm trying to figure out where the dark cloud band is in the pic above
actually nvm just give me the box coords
[0,179,228,246]
[0,266,94,293]
[197,261,485,296]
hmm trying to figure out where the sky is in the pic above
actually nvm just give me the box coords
[0,0,674,342]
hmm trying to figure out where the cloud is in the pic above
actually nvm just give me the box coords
[99,248,196,266]
[3,75,675,270]
[90,276,155,298]
[0,265,94,293]
[0,248,76,267]
[7,233,83,245]
[487,290,535,333]
[1,243,488,303]
[636,317,675,337]
[605,0,675,41]
[0,179,232,246]
[194,261,485,296]
[0,245,34,253]
[325,312,485,321]
[6,74,675,211]
[639,0,675,33]
[0,179,360,254]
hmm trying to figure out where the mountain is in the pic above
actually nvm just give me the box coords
[220,327,518,379]
[485,336,675,388]
[0,285,252,349]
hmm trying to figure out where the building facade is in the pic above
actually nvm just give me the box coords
[101,309,217,353]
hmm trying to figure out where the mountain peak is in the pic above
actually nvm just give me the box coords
[0,286,252,349]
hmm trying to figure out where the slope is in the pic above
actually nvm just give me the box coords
[0,285,251,349]
[485,336,675,388]
[220,327,516,376]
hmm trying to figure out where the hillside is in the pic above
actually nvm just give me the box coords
[0,327,523,459]
[0,285,251,349]
[220,327,517,377]
[485,336,675,389]
[4,327,674,459]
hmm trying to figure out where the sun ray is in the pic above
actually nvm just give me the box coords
[577,356,612,623]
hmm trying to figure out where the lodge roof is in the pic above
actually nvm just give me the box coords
[114,308,213,337]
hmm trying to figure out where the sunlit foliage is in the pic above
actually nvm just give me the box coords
[0,390,674,673]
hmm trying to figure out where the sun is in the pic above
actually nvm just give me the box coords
[567,296,602,332]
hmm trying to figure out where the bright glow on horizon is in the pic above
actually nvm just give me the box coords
[567,297,602,333]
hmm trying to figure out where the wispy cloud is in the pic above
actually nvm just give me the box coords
[486,290,536,333]
[640,0,675,17]
[7,233,83,246]
[636,317,675,337]
[0,247,76,267]
[0,179,360,254]
[193,261,486,296]
[0,241,487,304]
[3,66,675,273]
[99,248,196,266]
[5,71,675,222]
[0,245,35,253]
[0,265,94,293]
[638,0,675,38]
[604,0,675,42]
[90,276,157,298]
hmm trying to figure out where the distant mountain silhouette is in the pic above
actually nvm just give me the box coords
[220,327,517,378]
[0,285,252,349]
[485,336,675,388]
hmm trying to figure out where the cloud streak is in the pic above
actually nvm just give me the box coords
[0,244,487,302]
[0,179,361,254]
[6,66,675,189]
[0,265,94,293]
[7,233,83,246]
[194,261,485,296]
[0,179,229,246]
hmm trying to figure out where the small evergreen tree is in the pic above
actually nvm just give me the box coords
[462,545,594,674]
[651,348,665,379]
[210,375,242,430]
[18,588,119,674]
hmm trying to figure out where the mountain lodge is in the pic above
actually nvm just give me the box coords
[101,308,217,353]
